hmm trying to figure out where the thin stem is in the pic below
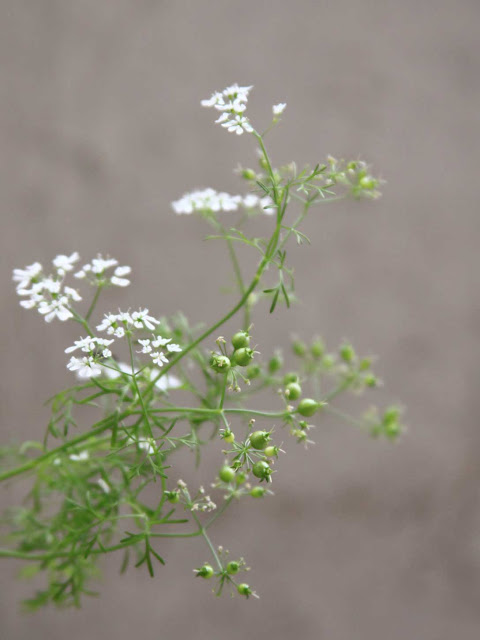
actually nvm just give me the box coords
[324,405,366,430]
[85,285,103,322]
[191,511,223,571]
[0,529,202,562]
[127,334,154,439]
[0,413,125,483]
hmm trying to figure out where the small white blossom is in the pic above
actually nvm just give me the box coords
[53,252,80,275]
[110,265,131,287]
[67,356,103,378]
[201,83,254,136]
[150,370,182,391]
[222,114,253,135]
[272,103,286,116]
[13,262,43,291]
[75,254,131,288]
[151,336,171,348]
[69,451,89,462]
[151,351,169,367]
[166,342,182,353]
[96,313,128,337]
[97,478,111,494]
[131,308,160,331]
[128,437,156,455]
[14,257,84,322]
[38,297,74,323]
[172,188,243,215]
[137,339,152,353]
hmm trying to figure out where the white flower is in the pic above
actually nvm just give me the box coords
[53,252,80,275]
[111,265,131,287]
[14,256,84,322]
[65,336,97,353]
[96,313,128,337]
[64,286,82,301]
[151,336,171,348]
[172,188,243,215]
[67,356,103,378]
[201,84,254,136]
[151,351,169,366]
[131,308,159,331]
[166,342,182,353]
[242,194,260,208]
[75,254,131,288]
[91,256,118,273]
[260,195,276,215]
[272,103,286,116]
[150,370,182,391]
[13,262,43,291]
[137,339,152,353]
[97,478,110,493]
[128,437,156,455]
[38,298,73,323]
[201,91,225,108]
[222,84,253,102]
[222,114,253,135]
[69,451,89,462]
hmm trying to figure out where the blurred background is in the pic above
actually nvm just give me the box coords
[1,1,479,638]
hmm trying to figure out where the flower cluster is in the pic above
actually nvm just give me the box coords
[137,335,182,367]
[201,83,254,135]
[66,336,114,379]
[96,308,160,337]
[13,254,82,322]
[172,188,274,216]
[74,254,131,287]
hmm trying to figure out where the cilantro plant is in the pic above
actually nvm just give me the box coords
[1,84,403,608]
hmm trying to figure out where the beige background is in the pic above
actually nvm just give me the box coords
[1,1,479,638]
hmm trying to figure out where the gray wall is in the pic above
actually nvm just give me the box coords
[1,1,479,638]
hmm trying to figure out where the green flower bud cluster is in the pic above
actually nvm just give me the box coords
[369,406,404,440]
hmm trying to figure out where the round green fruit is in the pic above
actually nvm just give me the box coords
[232,347,254,367]
[252,460,271,481]
[210,354,231,373]
[249,430,271,450]
[297,398,320,417]
[285,382,302,400]
[218,465,236,483]
[231,331,250,350]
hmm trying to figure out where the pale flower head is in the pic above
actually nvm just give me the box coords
[272,103,287,116]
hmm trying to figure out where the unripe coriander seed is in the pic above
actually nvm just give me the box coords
[268,352,283,373]
[250,486,267,498]
[210,353,231,373]
[196,564,214,579]
[231,331,250,350]
[252,460,271,481]
[283,372,299,385]
[297,398,320,417]
[237,583,252,597]
[285,382,302,401]
[226,561,240,575]
[219,465,236,483]
[292,340,307,357]
[249,430,271,450]
[232,347,254,367]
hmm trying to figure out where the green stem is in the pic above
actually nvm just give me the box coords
[127,334,154,439]
[85,285,103,322]
[0,413,126,483]
[191,511,223,571]
[0,529,202,562]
